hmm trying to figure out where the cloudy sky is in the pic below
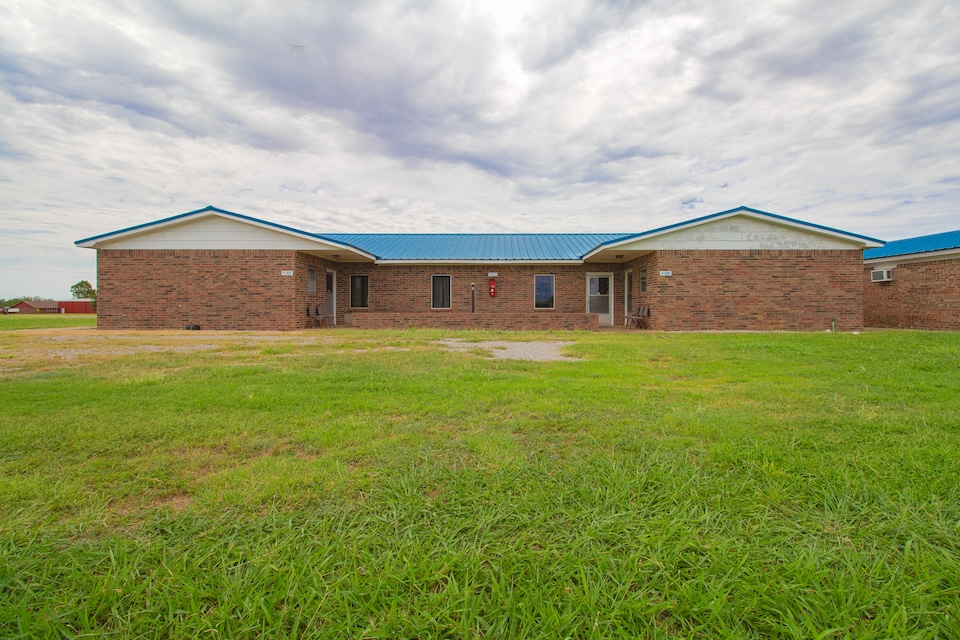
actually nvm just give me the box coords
[1,0,958,298]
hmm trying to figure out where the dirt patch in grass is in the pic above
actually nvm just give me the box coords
[0,329,330,376]
[114,492,194,516]
[437,339,579,361]
[149,492,194,512]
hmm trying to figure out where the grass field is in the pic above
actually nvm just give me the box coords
[1,327,958,638]
[0,313,96,330]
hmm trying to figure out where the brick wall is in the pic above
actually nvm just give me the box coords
[294,253,338,329]
[624,253,658,326]
[864,257,960,330]
[352,313,599,330]
[97,249,300,330]
[96,249,867,331]
[643,250,864,331]
[333,263,623,328]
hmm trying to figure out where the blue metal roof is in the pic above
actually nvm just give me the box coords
[325,233,631,260]
[864,229,960,259]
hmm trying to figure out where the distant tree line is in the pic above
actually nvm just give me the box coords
[2,281,96,308]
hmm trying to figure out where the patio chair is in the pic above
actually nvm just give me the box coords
[624,305,650,329]
[316,306,336,327]
[307,305,321,327]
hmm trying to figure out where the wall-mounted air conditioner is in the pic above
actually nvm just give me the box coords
[870,269,893,282]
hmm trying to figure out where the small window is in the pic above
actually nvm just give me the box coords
[350,275,369,308]
[534,274,554,309]
[639,268,647,293]
[432,275,451,309]
[307,267,317,294]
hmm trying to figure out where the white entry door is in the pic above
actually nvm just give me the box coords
[586,273,613,326]
[325,271,336,325]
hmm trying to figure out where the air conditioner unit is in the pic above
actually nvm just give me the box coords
[870,269,893,282]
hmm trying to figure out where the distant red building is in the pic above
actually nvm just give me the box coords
[7,299,95,314]
[12,299,60,313]
[59,299,96,314]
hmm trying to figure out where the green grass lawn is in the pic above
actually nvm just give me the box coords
[0,313,96,330]
[1,328,958,638]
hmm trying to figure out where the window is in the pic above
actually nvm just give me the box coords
[307,267,317,293]
[639,268,647,293]
[432,275,451,309]
[534,274,554,309]
[350,275,369,308]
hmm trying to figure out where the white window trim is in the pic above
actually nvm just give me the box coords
[307,266,317,294]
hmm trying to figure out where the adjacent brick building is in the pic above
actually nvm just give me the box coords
[864,230,960,330]
[76,205,882,331]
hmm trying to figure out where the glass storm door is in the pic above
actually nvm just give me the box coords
[325,272,335,324]
[587,274,613,326]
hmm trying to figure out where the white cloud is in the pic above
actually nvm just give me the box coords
[1,0,959,297]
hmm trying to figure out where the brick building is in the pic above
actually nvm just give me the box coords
[76,205,881,331]
[11,299,60,313]
[864,230,960,330]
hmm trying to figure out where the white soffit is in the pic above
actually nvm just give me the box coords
[601,213,873,253]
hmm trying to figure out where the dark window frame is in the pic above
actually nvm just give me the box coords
[431,275,452,309]
[534,274,555,309]
[350,275,369,308]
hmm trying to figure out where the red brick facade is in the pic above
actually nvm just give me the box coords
[96,249,866,331]
[98,249,336,330]
[864,257,960,330]
[337,263,622,326]
[352,313,599,330]
[627,250,864,331]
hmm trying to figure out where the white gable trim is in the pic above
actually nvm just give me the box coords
[76,208,376,260]
[582,209,882,259]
